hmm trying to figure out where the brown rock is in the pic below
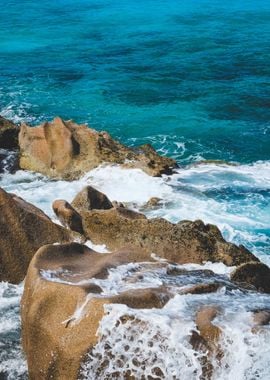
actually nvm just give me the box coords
[52,199,84,234]
[0,115,19,150]
[81,209,257,266]
[143,197,162,210]
[195,306,221,345]
[19,117,177,179]
[253,310,270,326]
[181,283,221,295]
[21,242,170,379]
[71,186,113,212]
[231,262,270,293]
[0,187,73,283]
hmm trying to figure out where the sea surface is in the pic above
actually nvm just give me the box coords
[0,0,270,379]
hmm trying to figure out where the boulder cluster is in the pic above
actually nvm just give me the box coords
[0,115,269,379]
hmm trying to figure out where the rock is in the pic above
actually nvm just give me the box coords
[21,242,170,379]
[253,310,270,326]
[81,209,257,266]
[190,306,222,379]
[143,197,162,210]
[0,116,19,150]
[52,200,84,234]
[112,200,125,208]
[71,186,113,212]
[181,283,222,295]
[195,306,221,345]
[231,262,270,293]
[0,188,73,283]
[18,117,177,179]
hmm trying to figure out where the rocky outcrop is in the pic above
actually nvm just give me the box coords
[0,188,74,283]
[18,117,177,179]
[231,262,270,293]
[52,200,84,234]
[71,186,113,212]
[80,207,257,266]
[0,116,19,150]
[21,242,169,380]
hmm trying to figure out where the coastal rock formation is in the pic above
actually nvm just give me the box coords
[0,188,73,283]
[21,242,169,380]
[0,116,19,150]
[71,185,113,212]
[231,262,270,293]
[52,200,84,234]
[18,117,177,179]
[80,207,257,266]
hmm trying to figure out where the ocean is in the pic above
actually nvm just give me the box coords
[0,0,270,378]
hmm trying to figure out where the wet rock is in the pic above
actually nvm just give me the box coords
[190,306,222,380]
[21,242,168,379]
[71,185,113,212]
[0,188,73,283]
[231,262,270,293]
[19,117,177,179]
[81,209,257,266]
[143,197,162,210]
[112,200,125,208]
[253,310,270,326]
[181,283,222,295]
[195,306,221,345]
[0,116,19,150]
[52,200,84,234]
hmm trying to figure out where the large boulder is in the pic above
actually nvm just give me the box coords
[0,188,74,283]
[80,208,257,266]
[231,262,270,293]
[21,242,170,380]
[19,117,177,179]
[71,185,113,212]
[0,116,19,150]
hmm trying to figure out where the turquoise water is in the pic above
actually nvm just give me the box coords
[1,0,270,163]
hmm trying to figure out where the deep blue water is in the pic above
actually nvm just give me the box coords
[1,0,270,163]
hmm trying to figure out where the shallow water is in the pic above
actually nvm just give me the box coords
[0,0,270,378]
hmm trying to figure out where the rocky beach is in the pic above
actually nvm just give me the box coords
[0,115,269,379]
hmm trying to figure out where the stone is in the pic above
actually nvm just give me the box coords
[21,242,170,380]
[143,197,162,209]
[0,187,73,283]
[231,262,270,293]
[18,117,177,179]
[81,209,258,266]
[52,200,84,234]
[0,116,19,150]
[71,186,113,212]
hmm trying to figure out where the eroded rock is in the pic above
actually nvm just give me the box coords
[80,208,257,266]
[19,117,177,179]
[21,242,169,380]
[0,187,73,283]
[52,200,84,234]
[71,186,113,212]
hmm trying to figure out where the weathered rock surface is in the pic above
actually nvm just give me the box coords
[0,116,19,150]
[21,242,170,380]
[71,185,113,212]
[0,188,73,283]
[231,262,270,293]
[19,117,177,179]
[80,208,257,266]
[52,200,84,234]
